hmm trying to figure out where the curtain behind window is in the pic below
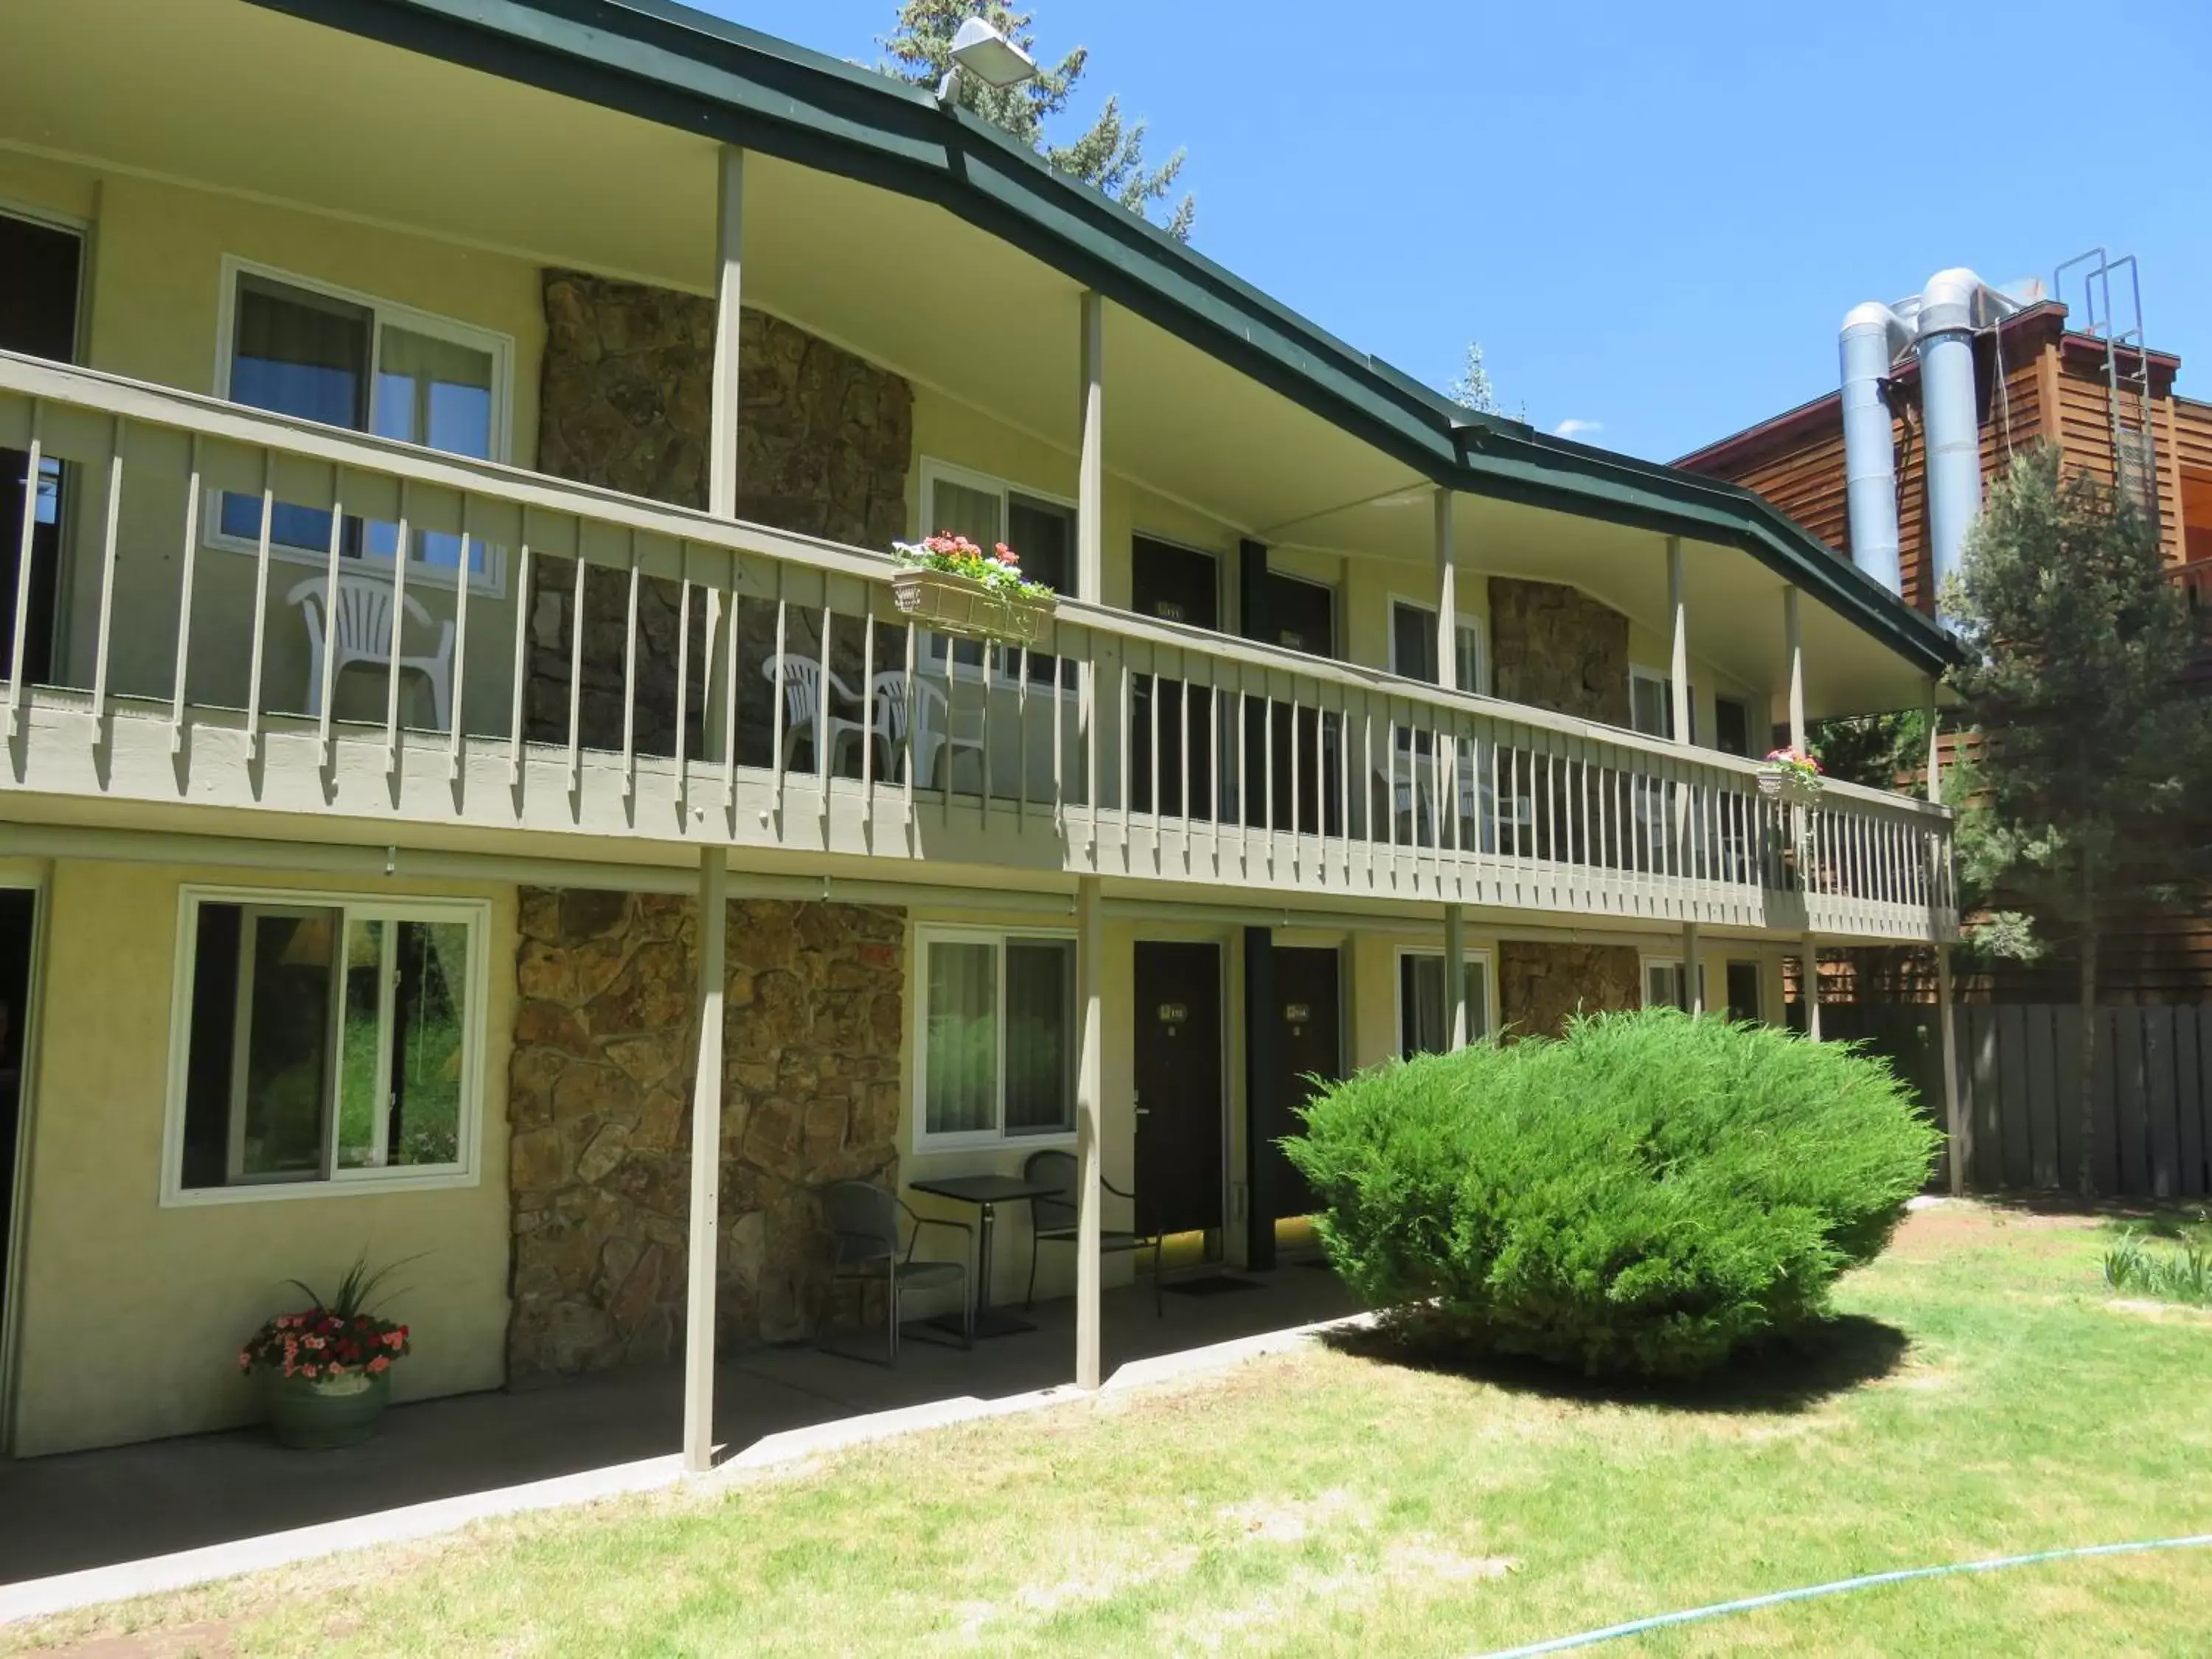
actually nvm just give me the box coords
[1004,939,1074,1134]
[223,277,370,548]
[925,941,997,1135]
[369,327,495,574]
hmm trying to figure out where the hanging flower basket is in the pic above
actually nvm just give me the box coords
[891,535,1056,647]
[1756,747,1823,807]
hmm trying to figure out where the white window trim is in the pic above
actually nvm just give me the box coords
[1392,944,1496,1054]
[1639,953,1707,1013]
[1387,591,1490,694]
[161,886,490,1207]
[911,923,1080,1155]
[917,457,1080,696]
[207,256,515,597]
[1628,664,1674,740]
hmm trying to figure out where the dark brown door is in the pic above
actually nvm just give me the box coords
[1270,945,1343,1220]
[0,213,81,687]
[1130,539,1220,821]
[1134,941,1224,1237]
[1245,573,1338,835]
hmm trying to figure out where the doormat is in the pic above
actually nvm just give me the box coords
[1163,1274,1264,1298]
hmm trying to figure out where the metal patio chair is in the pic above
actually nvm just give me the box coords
[821,1180,973,1364]
[1022,1150,1164,1318]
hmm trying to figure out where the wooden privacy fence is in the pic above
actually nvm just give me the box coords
[1823,1003,2212,1200]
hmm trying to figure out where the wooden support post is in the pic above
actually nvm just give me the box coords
[1444,901,1468,1049]
[1242,927,1278,1271]
[682,845,728,1473]
[1924,677,1941,803]
[1683,920,1703,1015]
[1784,585,1806,754]
[1803,935,1822,1040]
[703,146,744,762]
[1434,488,1458,692]
[1938,943,1965,1195]
[1667,537,1691,745]
[1074,874,1105,1390]
[1078,293,1105,604]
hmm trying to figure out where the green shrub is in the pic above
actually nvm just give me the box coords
[2104,1228,2212,1307]
[1284,1008,1940,1379]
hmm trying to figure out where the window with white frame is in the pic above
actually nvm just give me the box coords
[169,891,484,1197]
[1642,956,1706,1013]
[917,929,1076,1146]
[1629,665,1675,740]
[1388,598,1486,694]
[920,460,1077,681]
[1397,947,1492,1057]
[215,262,512,590]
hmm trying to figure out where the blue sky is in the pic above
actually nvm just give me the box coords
[708,1,2210,463]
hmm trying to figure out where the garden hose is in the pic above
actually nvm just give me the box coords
[1470,1533,2212,1657]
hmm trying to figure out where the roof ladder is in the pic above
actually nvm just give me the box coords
[2054,248,2159,531]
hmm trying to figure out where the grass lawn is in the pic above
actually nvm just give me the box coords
[13,1200,2212,1658]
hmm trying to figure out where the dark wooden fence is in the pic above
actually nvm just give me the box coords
[1819,1003,2212,1200]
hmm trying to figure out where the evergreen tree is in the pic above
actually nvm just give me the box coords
[881,2,1194,241]
[1449,341,1500,415]
[1945,443,2212,1195]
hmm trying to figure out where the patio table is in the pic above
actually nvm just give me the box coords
[907,1172,1062,1338]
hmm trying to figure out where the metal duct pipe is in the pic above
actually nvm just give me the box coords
[1916,268,2019,603]
[1838,302,1916,597]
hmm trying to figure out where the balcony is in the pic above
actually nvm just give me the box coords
[0,351,1956,942]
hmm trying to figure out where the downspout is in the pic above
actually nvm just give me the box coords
[1916,268,2018,605]
[1838,302,1916,597]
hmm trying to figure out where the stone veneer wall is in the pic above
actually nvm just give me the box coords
[507,888,905,1377]
[1488,577,1632,726]
[526,271,915,754]
[1498,942,1643,1040]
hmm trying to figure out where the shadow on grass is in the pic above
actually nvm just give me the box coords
[1320,1312,1910,1416]
[1967,1192,2212,1239]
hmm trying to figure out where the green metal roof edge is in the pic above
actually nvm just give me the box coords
[240,0,1960,676]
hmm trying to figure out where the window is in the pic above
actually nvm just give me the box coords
[1388,599,1487,692]
[1630,667,1675,740]
[167,890,483,1200]
[1714,696,1751,757]
[1397,948,1492,1057]
[917,930,1076,1146]
[1643,956,1706,1013]
[216,262,511,589]
[920,461,1077,682]
[1725,960,1763,1023]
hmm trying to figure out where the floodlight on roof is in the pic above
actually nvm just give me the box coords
[937,15,1038,101]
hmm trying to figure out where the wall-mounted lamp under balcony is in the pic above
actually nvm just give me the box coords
[938,16,1039,102]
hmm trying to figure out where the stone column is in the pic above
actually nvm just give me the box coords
[682,846,728,1472]
[1074,874,1105,1389]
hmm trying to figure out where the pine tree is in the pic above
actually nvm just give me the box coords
[1945,443,2212,1195]
[1448,341,1499,415]
[881,2,1194,241]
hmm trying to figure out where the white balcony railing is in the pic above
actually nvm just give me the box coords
[0,351,1955,941]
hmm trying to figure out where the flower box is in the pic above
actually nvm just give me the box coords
[890,567,1054,647]
[1756,769,1821,807]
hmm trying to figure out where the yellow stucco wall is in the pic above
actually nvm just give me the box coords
[7,860,515,1456]
[0,151,541,737]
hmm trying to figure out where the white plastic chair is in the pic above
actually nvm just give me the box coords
[873,672,986,791]
[287,574,454,731]
[763,654,869,773]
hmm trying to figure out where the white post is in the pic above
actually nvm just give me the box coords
[1078,293,1105,605]
[1444,902,1468,1049]
[1074,874,1105,1389]
[1803,936,1822,1040]
[1434,488,1458,692]
[1667,536,1691,744]
[1784,585,1806,754]
[682,846,728,1473]
[703,147,745,761]
[1938,943,1964,1194]
[1924,678,1941,803]
[1683,921,1703,1015]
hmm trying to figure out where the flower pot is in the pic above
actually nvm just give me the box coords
[1756,769,1820,807]
[261,1367,391,1450]
[890,568,1053,647]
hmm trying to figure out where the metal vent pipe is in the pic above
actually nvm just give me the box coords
[1916,268,2000,602]
[1838,302,1916,597]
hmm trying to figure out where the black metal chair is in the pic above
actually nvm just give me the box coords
[1022,1150,1164,1318]
[821,1180,973,1364]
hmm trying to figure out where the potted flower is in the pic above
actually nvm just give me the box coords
[1756,745,1823,806]
[239,1256,414,1450]
[889,533,1057,646]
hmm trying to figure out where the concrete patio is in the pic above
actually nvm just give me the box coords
[0,1266,1359,1589]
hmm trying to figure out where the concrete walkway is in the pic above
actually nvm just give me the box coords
[0,1266,1357,1597]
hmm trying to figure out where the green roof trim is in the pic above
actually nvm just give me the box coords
[245,0,1960,675]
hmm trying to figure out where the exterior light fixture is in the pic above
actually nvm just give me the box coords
[938,15,1038,101]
